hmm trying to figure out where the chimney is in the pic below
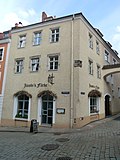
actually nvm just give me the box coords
[42,12,47,22]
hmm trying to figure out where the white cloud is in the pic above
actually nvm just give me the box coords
[0,8,37,31]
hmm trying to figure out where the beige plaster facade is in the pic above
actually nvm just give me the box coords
[1,12,120,128]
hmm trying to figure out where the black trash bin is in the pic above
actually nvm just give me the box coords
[30,119,38,133]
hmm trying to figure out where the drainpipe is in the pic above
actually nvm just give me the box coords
[70,14,74,128]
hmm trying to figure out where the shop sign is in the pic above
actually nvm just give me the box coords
[89,83,99,90]
[24,83,47,88]
[56,108,65,114]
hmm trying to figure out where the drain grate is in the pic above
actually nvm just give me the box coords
[56,157,72,160]
[56,138,70,142]
[54,132,62,135]
[41,144,59,151]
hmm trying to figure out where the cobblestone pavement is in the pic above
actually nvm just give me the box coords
[0,115,120,160]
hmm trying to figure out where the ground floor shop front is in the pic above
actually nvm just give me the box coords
[1,87,118,128]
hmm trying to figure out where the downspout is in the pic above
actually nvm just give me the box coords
[70,14,74,128]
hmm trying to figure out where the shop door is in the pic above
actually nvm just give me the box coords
[41,94,53,125]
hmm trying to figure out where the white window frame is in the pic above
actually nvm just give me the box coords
[30,57,40,72]
[88,59,93,75]
[89,33,93,49]
[37,97,56,125]
[50,28,59,43]
[0,47,4,61]
[89,97,99,115]
[13,96,31,121]
[15,59,24,73]
[18,35,26,48]
[96,40,99,54]
[97,64,101,79]
[113,58,117,64]
[118,88,120,98]
[48,54,59,71]
[104,50,109,62]
[33,32,42,45]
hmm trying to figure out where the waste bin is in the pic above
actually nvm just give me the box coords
[30,119,38,133]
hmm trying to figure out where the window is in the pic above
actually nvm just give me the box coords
[118,88,120,98]
[89,33,93,49]
[33,32,42,45]
[104,50,109,62]
[15,59,23,73]
[0,48,4,61]
[50,28,59,43]
[96,41,99,54]
[48,55,59,70]
[30,57,39,72]
[90,97,99,114]
[97,64,101,78]
[88,59,93,75]
[113,58,117,64]
[15,94,29,119]
[18,35,26,48]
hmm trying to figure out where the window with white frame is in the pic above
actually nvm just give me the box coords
[96,40,99,54]
[113,58,117,64]
[104,50,109,62]
[118,88,120,98]
[15,94,29,119]
[0,48,4,61]
[15,59,24,73]
[97,64,101,79]
[89,97,99,114]
[88,59,93,75]
[48,55,59,70]
[50,28,59,43]
[30,57,39,72]
[33,32,42,45]
[89,33,93,49]
[18,35,26,48]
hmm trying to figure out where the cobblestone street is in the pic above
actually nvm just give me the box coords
[0,115,120,160]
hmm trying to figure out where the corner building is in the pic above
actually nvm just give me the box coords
[2,12,120,128]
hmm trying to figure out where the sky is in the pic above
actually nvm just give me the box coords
[0,0,120,55]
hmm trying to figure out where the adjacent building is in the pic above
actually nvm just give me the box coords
[0,31,11,123]
[1,12,120,128]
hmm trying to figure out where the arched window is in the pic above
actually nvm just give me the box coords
[13,91,31,120]
[88,90,101,114]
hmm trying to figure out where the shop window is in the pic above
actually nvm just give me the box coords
[15,94,29,119]
[89,97,99,114]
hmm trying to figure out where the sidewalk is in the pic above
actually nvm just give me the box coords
[0,113,120,133]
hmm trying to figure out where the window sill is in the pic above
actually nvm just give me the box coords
[15,118,28,122]
[90,112,99,116]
